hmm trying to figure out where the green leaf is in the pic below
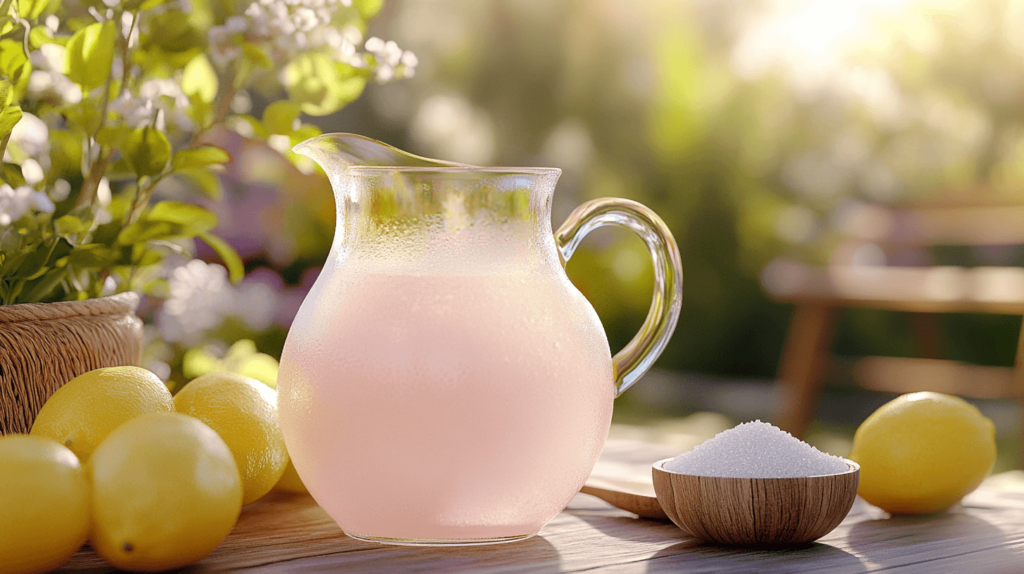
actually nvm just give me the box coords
[0,40,26,79]
[96,125,132,148]
[241,42,272,68]
[17,0,46,20]
[171,146,230,170]
[147,201,217,232]
[293,123,322,142]
[181,54,218,104]
[263,100,301,135]
[198,232,243,283]
[66,244,121,267]
[136,0,171,9]
[20,267,68,303]
[354,0,384,19]
[182,346,221,379]
[146,11,205,53]
[64,21,116,90]
[282,54,366,116]
[140,277,169,297]
[63,101,102,136]
[130,245,163,266]
[14,237,72,280]
[0,78,12,109]
[0,0,15,26]
[48,129,84,178]
[177,168,223,201]
[0,40,31,96]
[117,220,177,244]
[0,250,29,277]
[0,104,21,135]
[28,26,53,50]
[123,126,171,177]
[1,162,26,187]
[53,214,90,236]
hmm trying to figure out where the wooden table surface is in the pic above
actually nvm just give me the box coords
[61,438,1024,573]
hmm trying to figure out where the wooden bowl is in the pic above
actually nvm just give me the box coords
[652,458,859,546]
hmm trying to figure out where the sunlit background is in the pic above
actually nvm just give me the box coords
[151,0,1024,468]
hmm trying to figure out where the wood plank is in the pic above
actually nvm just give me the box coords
[851,356,1021,399]
[762,260,1024,314]
[775,304,836,438]
[59,439,1024,573]
[834,203,1024,247]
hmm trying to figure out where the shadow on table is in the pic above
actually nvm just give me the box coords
[566,510,867,574]
[564,510,691,544]
[645,540,868,574]
[262,534,562,574]
[846,511,1017,570]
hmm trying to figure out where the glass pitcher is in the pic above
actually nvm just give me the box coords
[277,134,682,545]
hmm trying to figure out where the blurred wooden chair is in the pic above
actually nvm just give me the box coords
[762,197,1024,441]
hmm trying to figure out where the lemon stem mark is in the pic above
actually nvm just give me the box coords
[123,542,133,553]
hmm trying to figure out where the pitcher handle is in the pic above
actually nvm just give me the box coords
[555,198,683,397]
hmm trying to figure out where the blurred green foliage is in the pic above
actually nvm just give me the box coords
[310,0,1024,377]
[0,0,411,305]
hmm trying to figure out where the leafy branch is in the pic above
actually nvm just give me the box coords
[0,0,414,305]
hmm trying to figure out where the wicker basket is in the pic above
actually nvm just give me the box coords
[0,293,144,435]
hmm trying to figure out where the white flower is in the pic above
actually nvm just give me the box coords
[375,65,394,83]
[108,93,155,128]
[27,45,82,105]
[224,15,248,33]
[0,184,55,226]
[206,1,412,76]
[51,179,71,202]
[159,260,234,345]
[267,134,292,154]
[31,43,63,71]
[364,36,385,53]
[112,79,194,132]
[21,159,44,186]
[157,260,283,344]
[364,37,417,81]
[5,113,49,163]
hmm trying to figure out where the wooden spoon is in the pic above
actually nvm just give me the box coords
[580,478,670,522]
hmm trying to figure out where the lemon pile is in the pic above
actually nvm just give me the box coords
[1,366,304,574]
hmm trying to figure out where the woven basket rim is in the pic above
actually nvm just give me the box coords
[0,292,140,324]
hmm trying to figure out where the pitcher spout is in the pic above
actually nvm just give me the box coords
[292,133,469,176]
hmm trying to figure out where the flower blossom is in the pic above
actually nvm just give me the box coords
[107,78,195,132]
[158,260,289,345]
[4,112,49,164]
[206,0,416,80]
[159,260,235,345]
[26,43,83,105]
[364,36,418,81]
[0,184,55,226]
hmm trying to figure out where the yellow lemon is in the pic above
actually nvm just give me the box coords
[174,372,288,505]
[849,392,996,514]
[89,413,242,571]
[31,366,173,461]
[0,435,89,574]
[274,457,309,495]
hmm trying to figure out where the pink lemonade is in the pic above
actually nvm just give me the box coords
[277,263,615,542]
